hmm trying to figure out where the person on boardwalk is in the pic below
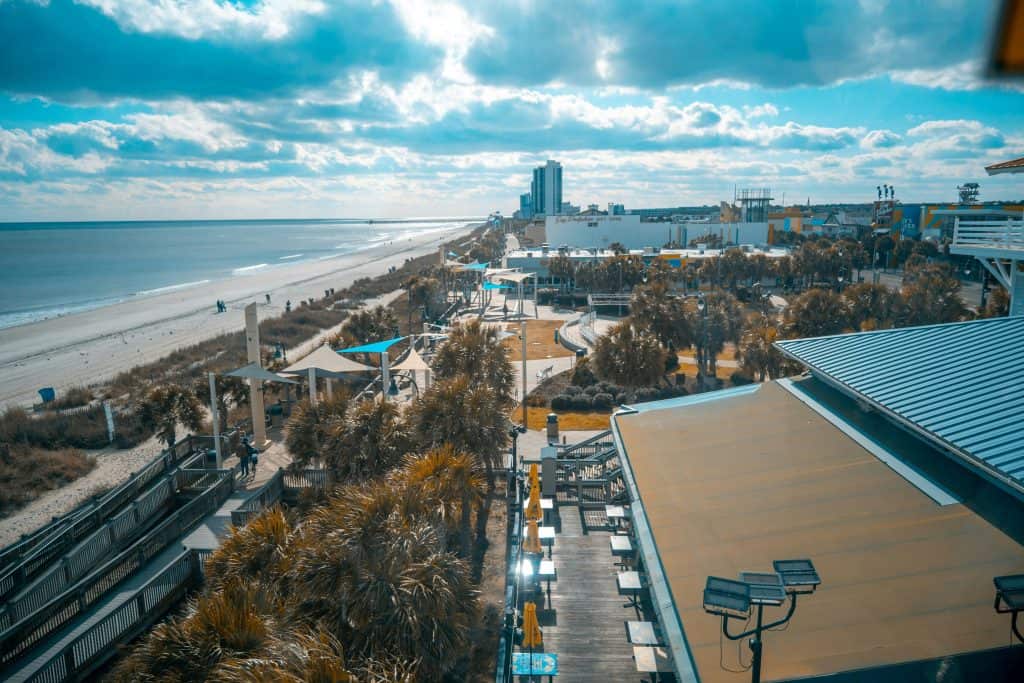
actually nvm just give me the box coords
[246,439,259,477]
[238,436,250,477]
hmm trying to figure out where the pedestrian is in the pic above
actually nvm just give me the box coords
[265,293,271,304]
[238,436,250,476]
[247,440,259,476]
[285,300,291,313]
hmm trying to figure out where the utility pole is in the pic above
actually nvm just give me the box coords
[208,372,221,469]
[245,303,268,449]
[521,318,528,428]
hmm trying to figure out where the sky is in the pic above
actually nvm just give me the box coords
[1,0,1023,221]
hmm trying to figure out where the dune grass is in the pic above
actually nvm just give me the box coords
[0,444,94,517]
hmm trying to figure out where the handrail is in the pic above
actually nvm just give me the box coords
[952,217,1024,252]
[0,471,234,667]
[0,438,206,603]
[230,469,286,527]
[495,467,524,683]
[28,548,207,683]
[558,430,612,458]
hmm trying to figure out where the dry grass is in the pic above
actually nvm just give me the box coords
[502,320,575,361]
[0,445,95,517]
[519,405,612,430]
[675,356,735,380]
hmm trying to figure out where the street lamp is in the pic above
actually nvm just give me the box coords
[993,574,1024,643]
[703,558,820,683]
[696,293,708,392]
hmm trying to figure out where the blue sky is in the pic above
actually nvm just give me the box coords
[0,0,1022,220]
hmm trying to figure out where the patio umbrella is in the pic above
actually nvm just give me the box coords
[528,463,539,487]
[524,519,542,555]
[525,480,542,522]
[522,601,543,649]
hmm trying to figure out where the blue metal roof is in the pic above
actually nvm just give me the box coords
[775,316,1024,497]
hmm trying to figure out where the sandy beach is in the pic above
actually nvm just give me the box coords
[0,224,475,408]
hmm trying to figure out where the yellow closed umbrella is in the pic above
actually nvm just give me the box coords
[524,518,542,554]
[529,463,539,488]
[522,601,543,649]
[525,481,542,521]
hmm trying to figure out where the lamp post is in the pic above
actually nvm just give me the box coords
[520,318,528,428]
[703,559,820,683]
[696,293,708,392]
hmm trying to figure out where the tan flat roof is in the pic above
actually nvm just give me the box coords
[614,380,1024,682]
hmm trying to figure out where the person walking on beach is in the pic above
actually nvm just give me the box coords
[265,293,271,304]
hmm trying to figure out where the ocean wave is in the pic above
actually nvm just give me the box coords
[135,279,211,296]
[279,254,304,260]
[233,263,269,275]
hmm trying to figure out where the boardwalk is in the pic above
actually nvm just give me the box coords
[535,505,640,681]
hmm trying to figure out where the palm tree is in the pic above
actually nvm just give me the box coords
[193,374,247,432]
[785,288,851,338]
[630,281,693,350]
[737,315,784,381]
[396,445,485,559]
[204,506,293,592]
[843,282,899,330]
[407,376,510,489]
[899,262,967,326]
[592,321,667,388]
[431,319,514,401]
[284,393,349,469]
[320,400,411,483]
[139,384,204,448]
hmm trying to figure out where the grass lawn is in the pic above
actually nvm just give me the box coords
[518,405,612,430]
[503,320,575,361]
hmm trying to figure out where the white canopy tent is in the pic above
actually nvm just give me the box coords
[391,346,432,391]
[281,344,373,404]
[494,271,537,318]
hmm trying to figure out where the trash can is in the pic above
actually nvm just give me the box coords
[575,348,585,362]
[269,403,284,428]
[546,412,559,441]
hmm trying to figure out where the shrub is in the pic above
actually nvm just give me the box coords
[570,359,597,387]
[563,386,582,396]
[50,387,94,411]
[730,371,755,386]
[525,394,548,408]
[593,392,614,409]
[582,386,600,397]
[633,387,659,403]
[550,395,572,411]
[664,353,679,372]
[0,444,94,516]
[571,395,594,411]
[614,392,630,404]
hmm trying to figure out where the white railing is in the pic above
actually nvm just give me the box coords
[952,217,1024,253]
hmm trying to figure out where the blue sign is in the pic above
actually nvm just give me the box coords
[512,652,558,676]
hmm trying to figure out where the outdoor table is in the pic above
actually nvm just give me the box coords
[610,535,634,570]
[538,559,556,603]
[605,504,629,531]
[633,645,672,682]
[617,571,643,612]
[627,620,659,645]
[524,525,556,558]
[512,651,558,681]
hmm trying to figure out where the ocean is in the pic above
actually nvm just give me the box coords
[0,218,479,330]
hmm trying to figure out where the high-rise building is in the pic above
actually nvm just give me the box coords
[530,160,563,216]
[518,192,533,219]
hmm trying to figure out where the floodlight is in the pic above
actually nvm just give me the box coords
[994,574,1024,644]
[994,574,1024,612]
[773,559,821,595]
[703,576,751,618]
[739,571,786,606]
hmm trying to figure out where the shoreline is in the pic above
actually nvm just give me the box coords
[0,224,477,408]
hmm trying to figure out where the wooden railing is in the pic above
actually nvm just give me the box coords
[230,469,286,527]
[0,440,205,604]
[0,472,233,667]
[27,548,209,683]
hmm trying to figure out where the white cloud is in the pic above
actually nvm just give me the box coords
[79,0,326,40]
[861,129,902,149]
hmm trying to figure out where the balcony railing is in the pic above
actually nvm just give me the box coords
[952,217,1024,254]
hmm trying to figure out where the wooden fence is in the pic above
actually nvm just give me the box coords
[0,471,233,667]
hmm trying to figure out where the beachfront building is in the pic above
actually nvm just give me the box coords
[531,160,563,216]
[504,243,788,281]
[601,317,1024,681]
[544,213,771,251]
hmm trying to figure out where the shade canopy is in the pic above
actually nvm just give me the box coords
[455,261,488,272]
[496,271,534,283]
[225,362,297,384]
[281,344,373,375]
[337,337,406,354]
[391,347,431,372]
[483,281,510,290]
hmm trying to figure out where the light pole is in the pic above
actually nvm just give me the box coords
[704,559,821,683]
[696,293,708,392]
[520,318,528,428]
